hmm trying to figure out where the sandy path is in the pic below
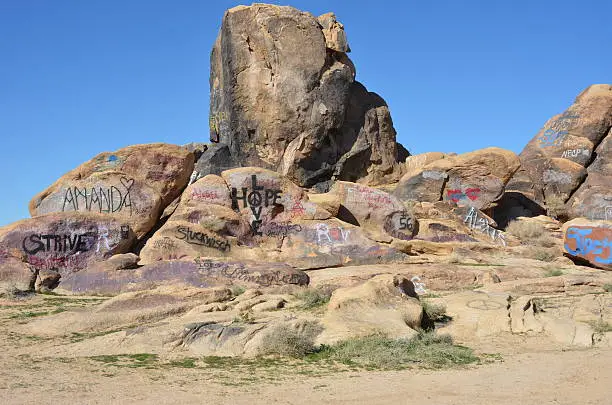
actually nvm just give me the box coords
[1,348,609,405]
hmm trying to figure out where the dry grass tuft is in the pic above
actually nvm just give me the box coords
[506,220,556,248]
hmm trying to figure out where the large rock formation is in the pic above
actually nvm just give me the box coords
[208,4,407,188]
[506,85,612,221]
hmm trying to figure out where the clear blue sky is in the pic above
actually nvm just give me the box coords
[1,0,610,227]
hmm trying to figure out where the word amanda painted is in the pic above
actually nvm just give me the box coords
[231,175,282,236]
[62,177,135,215]
[464,207,506,246]
[176,226,230,252]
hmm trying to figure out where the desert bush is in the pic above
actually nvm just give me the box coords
[230,285,246,297]
[506,220,556,247]
[421,300,447,321]
[543,268,564,277]
[294,286,333,309]
[603,284,612,293]
[524,246,558,262]
[259,321,323,358]
[310,332,477,369]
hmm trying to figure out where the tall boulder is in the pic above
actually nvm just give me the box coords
[506,85,612,220]
[209,4,407,188]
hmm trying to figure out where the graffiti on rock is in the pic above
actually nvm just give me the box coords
[384,212,415,240]
[194,258,306,286]
[346,185,394,210]
[561,149,590,159]
[191,189,220,201]
[605,206,612,221]
[120,225,130,239]
[62,177,135,215]
[22,233,90,255]
[92,154,124,172]
[542,170,573,184]
[315,223,351,244]
[176,226,231,252]
[231,175,282,236]
[411,276,427,295]
[447,187,481,203]
[264,222,303,238]
[464,207,506,246]
[564,226,612,265]
[537,112,580,147]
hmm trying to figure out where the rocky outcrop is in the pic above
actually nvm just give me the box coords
[507,85,612,220]
[208,4,407,188]
[29,143,194,238]
[139,167,407,271]
[394,148,520,211]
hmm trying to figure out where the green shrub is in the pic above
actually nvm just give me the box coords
[310,332,477,370]
[294,286,333,309]
[506,220,556,247]
[259,321,323,358]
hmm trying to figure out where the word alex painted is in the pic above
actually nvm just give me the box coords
[176,226,231,252]
[464,207,506,246]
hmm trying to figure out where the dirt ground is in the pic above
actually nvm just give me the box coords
[1,346,610,405]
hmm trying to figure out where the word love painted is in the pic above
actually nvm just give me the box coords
[22,233,90,255]
[231,175,282,236]
[464,207,506,246]
[62,177,135,215]
[447,188,480,203]
[176,226,231,252]
[564,226,612,265]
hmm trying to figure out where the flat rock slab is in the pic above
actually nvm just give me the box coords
[59,259,309,295]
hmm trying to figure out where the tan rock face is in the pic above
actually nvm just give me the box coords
[562,218,612,270]
[139,167,407,270]
[508,84,612,219]
[29,143,194,238]
[209,4,407,188]
[0,212,135,276]
[394,147,520,211]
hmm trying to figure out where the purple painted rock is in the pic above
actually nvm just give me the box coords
[29,143,193,238]
[562,219,612,270]
[0,212,135,277]
[59,259,309,295]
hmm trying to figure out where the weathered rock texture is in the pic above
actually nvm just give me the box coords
[394,148,520,211]
[0,212,136,282]
[29,143,194,238]
[140,167,407,270]
[208,4,407,188]
[562,218,612,270]
[506,85,612,221]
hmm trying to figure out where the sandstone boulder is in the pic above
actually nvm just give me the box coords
[507,84,612,219]
[209,4,406,188]
[562,218,612,270]
[317,274,423,344]
[0,212,135,278]
[394,147,520,211]
[29,143,194,238]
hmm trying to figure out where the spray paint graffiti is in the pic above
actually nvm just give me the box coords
[176,226,231,252]
[62,177,134,215]
[561,149,590,159]
[231,175,282,236]
[446,187,481,203]
[346,185,394,210]
[564,226,612,265]
[411,276,427,295]
[22,233,90,255]
[464,207,506,246]
[537,112,580,147]
[315,223,350,244]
